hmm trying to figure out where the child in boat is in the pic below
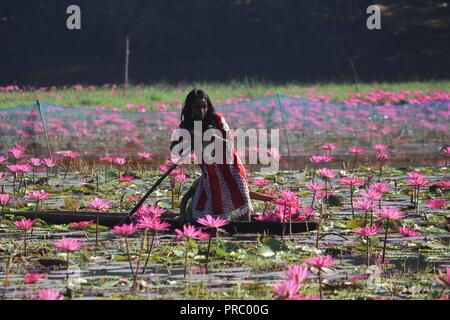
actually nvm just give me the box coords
[170,89,275,221]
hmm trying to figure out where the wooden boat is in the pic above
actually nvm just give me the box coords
[7,210,317,235]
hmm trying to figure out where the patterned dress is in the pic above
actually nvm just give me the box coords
[170,112,253,220]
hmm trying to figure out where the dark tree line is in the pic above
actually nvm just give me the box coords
[0,0,449,85]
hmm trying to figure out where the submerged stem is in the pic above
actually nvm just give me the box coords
[382,219,389,265]
[184,239,189,278]
[125,237,135,277]
[318,269,323,300]
[142,232,156,274]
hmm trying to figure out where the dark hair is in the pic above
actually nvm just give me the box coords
[181,89,215,131]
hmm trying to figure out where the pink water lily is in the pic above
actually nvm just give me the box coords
[376,207,405,264]
[175,224,209,240]
[27,190,49,216]
[133,204,165,219]
[349,146,364,171]
[376,207,405,221]
[54,238,82,252]
[89,198,110,212]
[310,155,332,164]
[54,238,82,289]
[63,151,79,159]
[13,219,35,230]
[137,216,170,232]
[8,163,33,174]
[321,143,336,151]
[8,146,24,159]
[42,158,56,183]
[89,197,110,246]
[99,156,114,164]
[42,158,56,168]
[14,218,35,255]
[408,177,430,188]
[354,198,374,212]
[305,255,335,299]
[361,189,383,203]
[349,147,364,155]
[28,158,41,167]
[136,216,171,275]
[305,255,335,269]
[69,221,94,230]
[354,225,379,267]
[398,227,421,238]
[339,177,364,187]
[407,172,424,180]
[354,225,380,237]
[197,214,229,229]
[273,280,300,299]
[406,175,430,218]
[174,174,187,185]
[137,151,152,160]
[170,168,185,177]
[0,193,11,215]
[24,273,47,285]
[340,176,364,218]
[305,183,325,192]
[112,223,138,237]
[197,215,229,270]
[372,144,388,153]
[27,190,49,201]
[426,199,447,209]
[316,168,335,180]
[252,179,271,187]
[370,182,390,194]
[114,157,126,166]
[285,264,309,285]
[175,224,210,278]
[435,181,450,190]
[306,182,325,208]
[33,288,63,300]
[118,175,133,183]
[273,190,300,239]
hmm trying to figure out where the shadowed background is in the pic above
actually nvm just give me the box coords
[0,0,449,86]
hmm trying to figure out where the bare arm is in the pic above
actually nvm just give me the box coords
[249,191,275,203]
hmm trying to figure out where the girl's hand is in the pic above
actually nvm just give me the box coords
[249,191,276,203]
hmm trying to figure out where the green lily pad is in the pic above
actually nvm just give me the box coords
[345,219,366,230]
[258,245,276,257]
[260,236,288,252]
[64,197,79,211]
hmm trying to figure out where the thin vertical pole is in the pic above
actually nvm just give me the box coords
[276,94,292,169]
[124,36,130,88]
[36,100,52,159]
[348,58,359,92]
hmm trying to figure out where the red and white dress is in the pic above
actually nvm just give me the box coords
[170,112,253,220]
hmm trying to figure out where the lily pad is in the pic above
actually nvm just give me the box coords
[345,219,366,230]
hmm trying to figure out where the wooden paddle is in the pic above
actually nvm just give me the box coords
[118,147,192,224]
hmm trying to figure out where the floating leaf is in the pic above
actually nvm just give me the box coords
[157,201,172,209]
[111,254,132,262]
[422,241,447,250]
[345,219,366,230]
[64,197,79,211]
[258,245,276,257]
[80,251,90,268]
[260,236,288,252]
[413,224,447,234]
[50,224,70,232]
[220,241,240,253]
